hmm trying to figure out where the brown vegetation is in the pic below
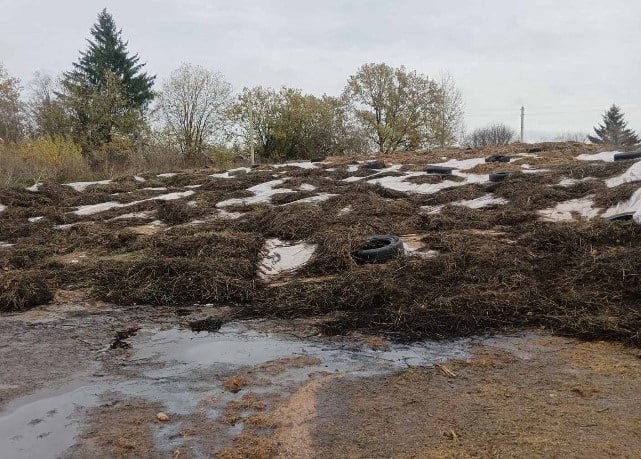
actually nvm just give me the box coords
[2,143,641,347]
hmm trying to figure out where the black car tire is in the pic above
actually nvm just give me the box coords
[613,152,641,161]
[604,212,635,221]
[365,160,386,170]
[425,165,454,175]
[485,155,511,163]
[354,235,404,263]
[489,171,509,182]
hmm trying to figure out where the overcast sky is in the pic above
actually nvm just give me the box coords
[1,0,640,140]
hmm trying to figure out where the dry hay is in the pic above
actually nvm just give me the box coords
[0,270,53,312]
[3,142,641,346]
[404,174,466,185]
[245,218,641,343]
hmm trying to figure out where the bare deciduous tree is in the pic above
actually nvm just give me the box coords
[553,132,589,143]
[157,64,233,162]
[28,72,69,138]
[427,72,464,148]
[0,63,25,142]
[466,123,516,148]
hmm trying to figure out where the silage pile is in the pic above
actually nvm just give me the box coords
[1,141,641,344]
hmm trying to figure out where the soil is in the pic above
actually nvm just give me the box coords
[2,298,641,458]
[312,336,641,458]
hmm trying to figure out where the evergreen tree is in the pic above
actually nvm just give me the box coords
[67,9,154,107]
[588,105,640,147]
[60,9,154,149]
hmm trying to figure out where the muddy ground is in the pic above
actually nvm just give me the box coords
[2,296,641,458]
[3,143,641,457]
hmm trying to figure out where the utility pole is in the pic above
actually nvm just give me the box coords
[249,91,255,166]
[520,106,525,143]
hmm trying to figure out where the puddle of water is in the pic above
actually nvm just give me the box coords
[130,324,470,381]
[0,378,99,459]
[0,321,472,458]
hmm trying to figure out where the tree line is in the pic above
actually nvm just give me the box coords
[0,9,468,168]
[0,9,638,176]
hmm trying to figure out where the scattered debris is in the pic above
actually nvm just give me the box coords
[435,363,457,378]
[189,317,224,333]
[223,375,248,393]
[485,154,511,163]
[110,327,141,350]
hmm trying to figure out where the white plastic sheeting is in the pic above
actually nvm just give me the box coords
[283,193,337,205]
[576,151,621,162]
[216,180,293,207]
[273,161,318,170]
[605,161,641,188]
[210,167,251,179]
[368,171,489,195]
[74,190,195,216]
[427,157,486,171]
[538,196,601,222]
[65,180,112,192]
[601,187,641,223]
[258,238,316,279]
[452,194,508,209]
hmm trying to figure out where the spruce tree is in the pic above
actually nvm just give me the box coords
[67,9,154,108]
[60,9,155,149]
[588,105,640,147]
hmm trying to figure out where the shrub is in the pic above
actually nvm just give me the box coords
[0,137,91,186]
[466,123,516,148]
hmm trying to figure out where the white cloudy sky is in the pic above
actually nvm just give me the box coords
[1,0,640,140]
